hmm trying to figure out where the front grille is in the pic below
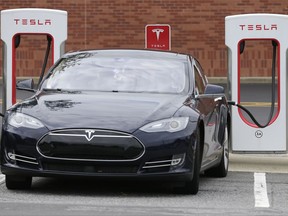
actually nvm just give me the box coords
[37,129,145,161]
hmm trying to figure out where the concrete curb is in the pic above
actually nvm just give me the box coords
[229,153,288,173]
[208,77,277,84]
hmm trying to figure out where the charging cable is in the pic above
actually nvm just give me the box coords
[37,35,52,88]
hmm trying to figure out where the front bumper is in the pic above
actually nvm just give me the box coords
[1,163,193,182]
[1,124,197,182]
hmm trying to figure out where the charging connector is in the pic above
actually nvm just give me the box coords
[228,101,268,128]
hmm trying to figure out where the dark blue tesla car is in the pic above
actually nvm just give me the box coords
[1,49,230,194]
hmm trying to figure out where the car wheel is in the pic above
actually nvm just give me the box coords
[206,124,229,177]
[183,129,201,195]
[6,175,32,190]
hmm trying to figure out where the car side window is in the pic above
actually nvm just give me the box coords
[194,65,206,95]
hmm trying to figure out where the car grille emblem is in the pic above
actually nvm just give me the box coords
[84,130,95,141]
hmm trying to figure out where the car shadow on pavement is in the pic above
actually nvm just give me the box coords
[22,174,219,197]
[26,176,213,196]
[30,177,177,196]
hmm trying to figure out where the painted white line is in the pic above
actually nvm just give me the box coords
[254,172,270,208]
[0,174,5,184]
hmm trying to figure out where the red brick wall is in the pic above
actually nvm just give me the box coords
[1,0,287,78]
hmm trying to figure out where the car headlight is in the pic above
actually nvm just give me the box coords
[140,117,189,133]
[8,113,44,129]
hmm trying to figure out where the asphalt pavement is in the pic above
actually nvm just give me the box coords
[1,172,287,215]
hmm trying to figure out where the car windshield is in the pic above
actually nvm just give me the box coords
[42,52,188,94]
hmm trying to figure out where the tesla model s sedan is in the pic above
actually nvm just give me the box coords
[1,49,230,194]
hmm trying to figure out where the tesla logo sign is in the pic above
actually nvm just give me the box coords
[239,24,277,31]
[14,18,52,26]
[145,24,171,50]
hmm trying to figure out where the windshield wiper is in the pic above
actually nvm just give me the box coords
[42,88,83,94]
[43,88,62,92]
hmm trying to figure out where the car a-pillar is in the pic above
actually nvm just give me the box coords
[225,14,288,153]
[1,8,67,112]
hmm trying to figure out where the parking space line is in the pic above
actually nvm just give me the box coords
[254,172,270,208]
[0,174,5,184]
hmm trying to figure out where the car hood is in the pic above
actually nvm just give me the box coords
[15,91,188,133]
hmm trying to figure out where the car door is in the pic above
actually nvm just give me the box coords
[193,60,222,169]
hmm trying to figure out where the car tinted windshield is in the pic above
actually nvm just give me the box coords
[42,52,188,94]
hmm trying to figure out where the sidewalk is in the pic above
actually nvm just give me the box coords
[229,153,288,173]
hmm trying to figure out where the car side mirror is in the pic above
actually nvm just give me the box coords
[204,84,224,95]
[16,79,36,92]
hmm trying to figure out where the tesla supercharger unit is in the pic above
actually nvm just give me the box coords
[1,8,67,111]
[225,14,288,152]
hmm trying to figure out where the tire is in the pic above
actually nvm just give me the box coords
[183,129,201,195]
[206,124,229,177]
[6,175,32,190]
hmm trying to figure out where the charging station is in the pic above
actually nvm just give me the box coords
[225,14,288,152]
[1,8,67,111]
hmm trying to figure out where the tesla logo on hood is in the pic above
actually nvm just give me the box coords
[85,130,95,141]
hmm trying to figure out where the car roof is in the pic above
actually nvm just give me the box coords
[63,49,190,61]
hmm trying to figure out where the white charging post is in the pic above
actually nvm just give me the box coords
[225,14,288,152]
[1,8,67,111]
